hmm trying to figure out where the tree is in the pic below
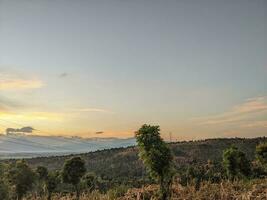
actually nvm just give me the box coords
[222,146,251,180]
[36,166,48,197]
[135,124,173,200]
[256,142,267,168]
[0,180,8,200]
[7,160,36,200]
[45,172,60,200]
[62,157,86,200]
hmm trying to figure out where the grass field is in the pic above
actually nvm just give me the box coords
[24,179,267,200]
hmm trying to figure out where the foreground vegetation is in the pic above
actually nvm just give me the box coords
[0,125,266,199]
[3,179,266,200]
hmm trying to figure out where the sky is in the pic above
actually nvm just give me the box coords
[0,0,266,140]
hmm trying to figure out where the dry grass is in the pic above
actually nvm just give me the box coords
[121,179,267,200]
[25,179,267,200]
[26,191,109,200]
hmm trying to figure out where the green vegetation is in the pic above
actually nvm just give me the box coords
[46,171,60,200]
[36,165,48,197]
[6,160,36,200]
[222,146,251,180]
[62,157,87,200]
[81,172,99,193]
[256,142,267,168]
[136,124,173,200]
[0,126,266,199]
[0,180,8,200]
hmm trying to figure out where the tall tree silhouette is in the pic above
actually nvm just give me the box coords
[136,124,173,200]
[62,157,86,200]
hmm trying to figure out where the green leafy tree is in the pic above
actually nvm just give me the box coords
[46,172,60,200]
[7,160,36,200]
[36,166,48,197]
[135,124,173,200]
[223,146,251,180]
[256,142,267,168]
[62,157,86,200]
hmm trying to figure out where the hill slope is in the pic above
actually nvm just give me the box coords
[16,137,266,184]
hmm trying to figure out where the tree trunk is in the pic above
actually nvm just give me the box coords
[159,177,167,200]
[159,176,172,200]
[75,185,80,200]
[47,192,51,200]
[17,193,22,200]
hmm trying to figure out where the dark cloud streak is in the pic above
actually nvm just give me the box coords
[59,73,68,78]
[6,126,35,135]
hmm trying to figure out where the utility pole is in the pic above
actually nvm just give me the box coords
[169,132,172,143]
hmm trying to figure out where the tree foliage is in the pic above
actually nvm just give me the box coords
[256,142,267,168]
[62,156,86,199]
[135,124,173,200]
[46,171,60,200]
[7,160,36,200]
[223,146,251,180]
[36,166,49,197]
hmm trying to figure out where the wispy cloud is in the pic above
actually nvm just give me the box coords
[0,73,44,90]
[196,96,267,125]
[70,108,113,113]
[0,111,64,121]
[241,120,267,128]
[0,95,22,112]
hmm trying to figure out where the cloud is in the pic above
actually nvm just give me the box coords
[197,96,267,125]
[59,72,68,78]
[95,131,104,135]
[0,111,64,122]
[241,120,267,128]
[0,95,22,112]
[233,97,267,114]
[70,108,113,113]
[6,126,35,135]
[0,73,44,91]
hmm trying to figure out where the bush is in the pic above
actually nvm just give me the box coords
[0,180,8,200]
[107,185,129,199]
[223,146,251,180]
[256,142,267,168]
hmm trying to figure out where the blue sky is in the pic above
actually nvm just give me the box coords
[0,0,266,139]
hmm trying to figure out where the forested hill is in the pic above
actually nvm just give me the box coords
[5,137,262,183]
